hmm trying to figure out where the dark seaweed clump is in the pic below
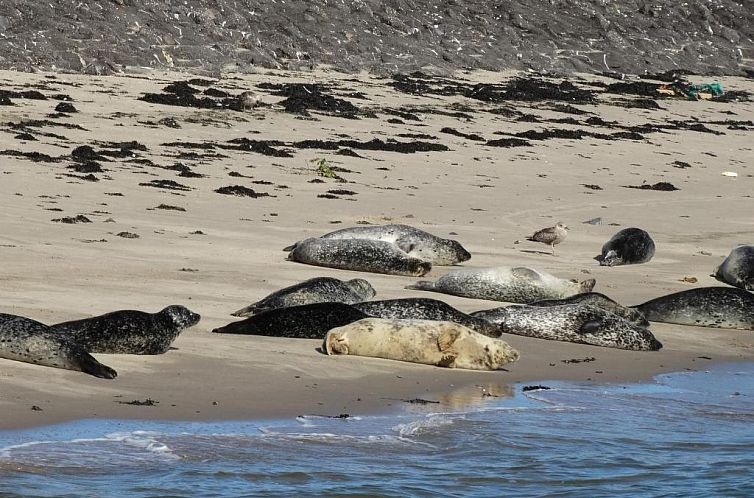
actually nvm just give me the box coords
[215,185,272,198]
[258,83,359,118]
[623,182,679,191]
[52,215,92,224]
[294,138,447,154]
[223,138,293,158]
[140,81,244,111]
[139,179,193,191]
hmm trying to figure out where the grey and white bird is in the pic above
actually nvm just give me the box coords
[239,90,262,111]
[526,222,568,255]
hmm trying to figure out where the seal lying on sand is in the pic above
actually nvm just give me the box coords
[632,287,754,330]
[0,313,117,378]
[287,238,432,276]
[528,292,649,326]
[213,302,369,339]
[231,277,376,317]
[353,298,501,337]
[284,224,471,265]
[407,266,595,303]
[51,305,200,354]
[597,227,655,266]
[324,318,519,370]
[713,245,754,291]
[471,304,662,351]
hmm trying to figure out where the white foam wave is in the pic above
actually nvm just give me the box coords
[0,430,179,465]
[392,413,460,438]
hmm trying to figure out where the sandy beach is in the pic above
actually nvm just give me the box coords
[0,67,752,430]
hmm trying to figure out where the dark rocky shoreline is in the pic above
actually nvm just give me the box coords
[0,0,752,76]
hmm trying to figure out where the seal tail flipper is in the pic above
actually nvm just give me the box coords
[282,242,298,252]
[230,304,261,317]
[79,353,118,379]
[405,281,437,291]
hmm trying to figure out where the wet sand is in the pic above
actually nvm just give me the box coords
[0,67,752,430]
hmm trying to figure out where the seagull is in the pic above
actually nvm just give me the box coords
[239,90,262,111]
[526,222,568,255]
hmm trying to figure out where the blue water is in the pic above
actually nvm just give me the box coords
[1,363,753,497]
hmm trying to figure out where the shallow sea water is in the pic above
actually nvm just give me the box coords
[1,362,753,497]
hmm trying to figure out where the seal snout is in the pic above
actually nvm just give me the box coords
[414,262,433,277]
[648,337,663,351]
[450,240,472,262]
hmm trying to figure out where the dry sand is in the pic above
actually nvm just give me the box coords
[0,67,752,430]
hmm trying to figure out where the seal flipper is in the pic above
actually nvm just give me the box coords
[579,319,604,335]
[511,267,541,280]
[282,242,299,252]
[79,353,118,379]
[395,239,415,254]
[405,281,437,291]
[437,328,462,352]
[231,304,262,317]
[745,278,754,291]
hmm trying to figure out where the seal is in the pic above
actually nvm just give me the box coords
[406,266,595,303]
[528,292,649,326]
[284,224,471,265]
[287,238,432,276]
[213,302,369,338]
[231,277,376,317]
[632,287,754,330]
[713,245,754,291]
[597,227,655,266]
[50,305,200,354]
[470,304,662,351]
[352,298,501,337]
[324,318,519,370]
[0,313,117,378]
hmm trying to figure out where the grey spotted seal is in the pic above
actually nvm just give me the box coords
[284,224,471,265]
[231,277,376,317]
[407,266,595,303]
[213,302,369,339]
[528,292,649,326]
[598,227,655,266]
[0,313,117,378]
[632,287,754,330]
[713,245,754,291]
[324,318,519,370]
[352,298,501,337]
[50,305,200,354]
[287,238,432,276]
[470,304,662,351]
